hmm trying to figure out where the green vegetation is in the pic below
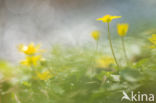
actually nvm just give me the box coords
[0,14,156,103]
[0,43,156,103]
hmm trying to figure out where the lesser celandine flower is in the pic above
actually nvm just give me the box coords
[96,14,122,23]
[149,34,156,48]
[96,56,115,68]
[117,24,129,37]
[96,14,121,68]
[117,23,129,64]
[37,71,52,80]
[91,30,100,41]
[20,55,41,67]
[89,30,100,74]
[18,42,45,67]
[18,42,44,55]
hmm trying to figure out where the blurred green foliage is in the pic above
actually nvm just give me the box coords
[0,44,156,103]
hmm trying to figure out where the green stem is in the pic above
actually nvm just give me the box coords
[95,40,99,56]
[89,40,99,76]
[107,23,120,68]
[121,37,129,65]
[93,40,99,67]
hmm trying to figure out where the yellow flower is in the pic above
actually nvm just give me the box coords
[20,55,41,67]
[149,34,156,48]
[96,14,122,23]
[37,71,52,80]
[117,23,129,36]
[150,45,156,49]
[18,42,44,55]
[96,56,115,68]
[149,34,156,45]
[91,30,100,40]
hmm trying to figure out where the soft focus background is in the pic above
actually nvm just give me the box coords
[0,1,156,103]
[0,0,156,62]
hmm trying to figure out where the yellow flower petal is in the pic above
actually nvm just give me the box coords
[18,44,28,52]
[96,14,122,23]
[18,42,45,55]
[117,23,129,36]
[150,45,156,49]
[32,55,41,66]
[149,34,156,45]
[37,71,52,80]
[96,56,115,68]
[111,16,122,19]
[91,30,100,40]
[20,55,42,67]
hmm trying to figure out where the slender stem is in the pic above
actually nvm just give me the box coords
[93,40,99,67]
[107,23,120,68]
[121,37,129,65]
[93,40,99,73]
[95,40,99,55]
[89,40,99,76]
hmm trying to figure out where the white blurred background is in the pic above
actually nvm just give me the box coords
[0,0,156,62]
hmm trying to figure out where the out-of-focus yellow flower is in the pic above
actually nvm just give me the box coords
[150,45,156,49]
[149,34,156,48]
[20,55,41,67]
[96,14,122,23]
[18,42,44,55]
[117,23,129,36]
[91,30,100,40]
[149,34,156,44]
[96,56,115,68]
[37,71,52,80]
